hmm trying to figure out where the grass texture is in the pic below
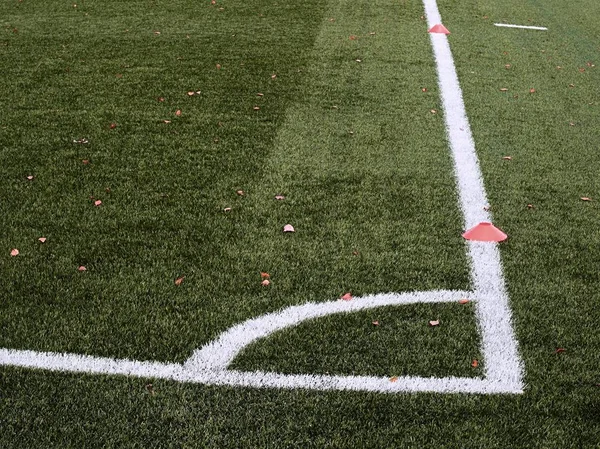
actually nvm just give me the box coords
[1,0,599,447]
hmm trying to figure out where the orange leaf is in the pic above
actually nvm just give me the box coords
[471,359,479,368]
[389,376,398,382]
[429,320,440,327]
[10,249,19,257]
[109,123,117,129]
[260,272,270,279]
[341,292,352,301]
[175,276,185,286]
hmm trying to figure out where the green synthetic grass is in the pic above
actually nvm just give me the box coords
[1,0,600,447]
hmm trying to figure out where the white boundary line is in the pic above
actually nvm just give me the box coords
[0,0,524,394]
[494,23,548,31]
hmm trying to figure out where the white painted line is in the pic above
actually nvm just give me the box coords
[0,0,525,395]
[423,0,524,391]
[494,23,548,31]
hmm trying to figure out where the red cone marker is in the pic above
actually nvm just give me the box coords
[462,222,507,242]
[428,24,450,34]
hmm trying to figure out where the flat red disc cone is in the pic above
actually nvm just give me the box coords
[428,24,450,34]
[462,222,507,242]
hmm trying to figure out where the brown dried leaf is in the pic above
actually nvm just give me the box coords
[175,276,185,286]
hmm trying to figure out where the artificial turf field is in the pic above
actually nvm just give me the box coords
[1,0,599,446]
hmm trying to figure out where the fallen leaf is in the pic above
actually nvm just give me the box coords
[500,88,508,92]
[175,109,182,116]
[429,320,440,327]
[352,250,359,256]
[271,74,277,79]
[195,90,201,95]
[154,31,161,35]
[26,175,34,180]
[502,156,512,160]
[38,237,47,243]
[82,159,90,165]
[372,320,380,326]
[505,64,511,69]
[349,35,357,40]
[223,207,232,212]
[187,91,195,96]
[283,224,295,233]
[555,348,566,354]
[146,384,155,395]
[158,97,165,102]
[430,109,437,114]
[580,197,592,201]
[261,279,271,286]
[274,195,285,200]
[471,359,479,368]
[569,84,575,88]
[10,249,19,257]
[253,106,260,111]
[355,59,362,63]
[369,31,376,35]
[341,292,352,301]
[569,122,575,126]
[458,299,470,304]
[216,63,222,69]
[257,93,264,97]
[587,61,595,67]
[579,68,586,73]
[236,190,245,196]
[421,87,428,92]
[483,205,491,211]
[115,73,123,79]
[529,88,536,93]
[556,66,562,70]
[78,266,87,271]
[260,272,270,279]
[389,376,398,382]
[175,276,185,286]
[94,200,102,206]
[162,120,171,124]
[527,204,534,209]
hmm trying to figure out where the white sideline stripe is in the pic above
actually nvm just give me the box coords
[494,23,548,31]
[0,0,525,395]
[423,0,523,390]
